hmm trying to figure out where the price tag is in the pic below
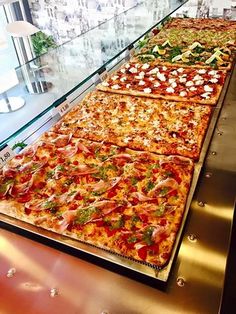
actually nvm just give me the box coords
[52,100,72,117]
[93,67,108,85]
[125,44,135,60]
[0,145,15,168]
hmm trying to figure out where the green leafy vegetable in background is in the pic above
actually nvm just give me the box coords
[31,31,57,56]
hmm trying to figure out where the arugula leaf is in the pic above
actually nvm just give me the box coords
[142,226,155,245]
[127,235,138,243]
[154,205,166,217]
[146,180,155,192]
[77,206,99,225]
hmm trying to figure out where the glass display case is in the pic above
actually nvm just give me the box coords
[0,0,236,313]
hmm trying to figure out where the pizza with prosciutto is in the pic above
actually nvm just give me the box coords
[97,61,226,104]
[51,91,212,160]
[0,132,194,267]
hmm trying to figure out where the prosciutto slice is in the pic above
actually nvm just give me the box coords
[10,176,34,196]
[130,192,157,202]
[51,133,72,148]
[0,180,14,197]
[19,160,45,174]
[57,143,79,158]
[148,178,179,197]
[91,177,121,193]
[92,200,120,215]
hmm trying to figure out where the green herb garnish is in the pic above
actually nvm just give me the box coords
[142,226,155,245]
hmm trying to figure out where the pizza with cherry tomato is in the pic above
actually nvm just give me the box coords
[51,91,212,160]
[0,132,193,268]
[97,61,226,105]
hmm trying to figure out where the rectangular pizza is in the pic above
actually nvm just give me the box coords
[97,61,226,105]
[51,91,212,160]
[134,42,233,71]
[0,132,194,268]
[148,28,236,50]
[163,17,236,32]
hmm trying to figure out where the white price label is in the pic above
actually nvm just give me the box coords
[52,100,71,117]
[93,68,108,85]
[129,46,135,56]
[125,45,135,59]
[0,145,15,168]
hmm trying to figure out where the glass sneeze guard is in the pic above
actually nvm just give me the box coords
[0,0,187,148]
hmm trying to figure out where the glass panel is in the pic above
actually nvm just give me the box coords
[0,0,186,146]
[0,6,19,73]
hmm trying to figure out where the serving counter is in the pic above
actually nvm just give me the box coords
[0,0,236,313]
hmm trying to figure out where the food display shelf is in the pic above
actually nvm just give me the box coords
[0,48,235,286]
[0,1,236,313]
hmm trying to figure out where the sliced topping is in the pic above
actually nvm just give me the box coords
[186,81,194,87]
[57,143,79,158]
[193,74,203,81]
[209,70,217,75]
[120,76,127,82]
[91,177,121,194]
[154,82,160,87]
[195,80,204,85]
[0,179,14,197]
[77,142,91,154]
[126,84,131,88]
[171,82,177,88]
[189,86,197,91]
[179,77,187,83]
[129,67,138,73]
[188,42,203,50]
[141,63,150,70]
[197,69,206,74]
[73,164,98,176]
[147,178,179,197]
[111,75,119,81]
[152,45,166,55]
[162,40,172,47]
[151,225,168,243]
[179,91,187,97]
[138,80,146,86]
[204,85,213,92]
[169,78,176,84]
[111,84,121,90]
[51,134,72,148]
[171,70,178,75]
[156,72,166,81]
[144,88,152,94]
[148,68,159,75]
[201,92,211,99]
[102,81,109,87]
[120,68,126,73]
[149,77,155,81]
[171,54,182,62]
[162,66,167,71]
[166,87,175,93]
[210,78,218,83]
[177,68,184,73]
[130,192,156,202]
[125,63,130,69]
